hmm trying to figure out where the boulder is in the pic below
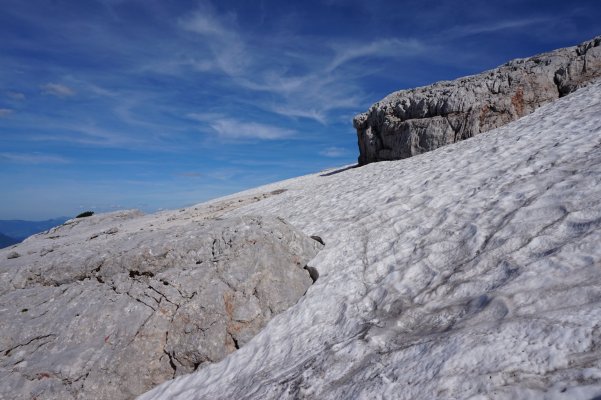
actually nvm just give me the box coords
[0,212,322,400]
[354,35,601,165]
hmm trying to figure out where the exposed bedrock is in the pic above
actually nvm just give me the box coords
[0,213,322,400]
[354,35,601,165]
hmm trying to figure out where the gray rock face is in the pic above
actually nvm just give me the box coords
[354,35,601,165]
[0,211,322,400]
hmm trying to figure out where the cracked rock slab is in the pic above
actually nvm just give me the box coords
[0,214,322,400]
[354,35,601,165]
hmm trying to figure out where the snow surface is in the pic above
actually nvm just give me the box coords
[140,80,601,400]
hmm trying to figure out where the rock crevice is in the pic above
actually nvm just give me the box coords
[0,213,323,400]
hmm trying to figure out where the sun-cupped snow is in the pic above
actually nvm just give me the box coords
[140,80,601,400]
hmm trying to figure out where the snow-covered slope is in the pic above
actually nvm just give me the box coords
[141,80,601,400]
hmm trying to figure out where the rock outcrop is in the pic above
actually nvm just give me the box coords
[354,35,601,165]
[0,210,322,399]
[140,80,601,400]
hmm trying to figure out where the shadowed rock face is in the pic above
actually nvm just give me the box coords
[354,35,601,165]
[0,212,322,400]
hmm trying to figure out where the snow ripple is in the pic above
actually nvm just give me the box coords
[141,81,601,400]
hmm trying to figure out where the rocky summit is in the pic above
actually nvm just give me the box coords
[354,35,601,165]
[0,208,322,400]
[2,35,601,400]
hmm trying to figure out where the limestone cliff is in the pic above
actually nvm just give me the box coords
[354,35,601,165]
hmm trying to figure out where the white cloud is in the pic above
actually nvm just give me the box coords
[176,4,426,129]
[0,152,69,164]
[41,83,76,97]
[270,106,327,125]
[209,119,295,140]
[234,69,364,124]
[0,109,14,117]
[320,147,349,158]
[7,91,25,101]
[30,123,151,149]
[179,4,248,77]
[443,17,552,39]
[187,112,226,122]
[189,113,295,140]
[327,38,425,72]
[176,3,418,124]
[180,10,229,36]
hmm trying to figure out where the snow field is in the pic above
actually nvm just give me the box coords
[141,80,601,399]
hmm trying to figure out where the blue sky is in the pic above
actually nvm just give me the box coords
[1,0,600,219]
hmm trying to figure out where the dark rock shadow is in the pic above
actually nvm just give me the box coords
[319,164,358,177]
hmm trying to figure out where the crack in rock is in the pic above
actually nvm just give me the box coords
[0,215,323,400]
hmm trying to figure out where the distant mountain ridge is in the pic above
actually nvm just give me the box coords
[0,217,68,248]
[0,233,20,249]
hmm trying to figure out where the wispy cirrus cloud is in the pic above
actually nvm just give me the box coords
[179,5,233,36]
[41,82,76,97]
[210,119,294,140]
[176,2,424,124]
[320,146,350,158]
[6,91,26,101]
[0,108,14,117]
[441,17,553,40]
[270,106,327,125]
[188,112,295,141]
[0,152,69,164]
[178,3,248,77]
[28,122,148,148]
[327,38,425,72]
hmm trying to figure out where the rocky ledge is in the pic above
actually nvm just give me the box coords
[0,211,322,399]
[354,35,601,165]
